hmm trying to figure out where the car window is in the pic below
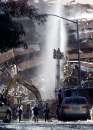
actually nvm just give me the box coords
[63,98,87,104]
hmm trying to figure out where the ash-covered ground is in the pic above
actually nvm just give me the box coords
[0,120,93,130]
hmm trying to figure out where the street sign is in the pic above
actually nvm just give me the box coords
[53,48,64,59]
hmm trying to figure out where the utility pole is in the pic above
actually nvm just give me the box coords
[53,48,64,89]
[76,20,81,87]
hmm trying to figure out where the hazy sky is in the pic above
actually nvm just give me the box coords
[31,0,93,14]
[63,0,93,4]
[32,0,93,5]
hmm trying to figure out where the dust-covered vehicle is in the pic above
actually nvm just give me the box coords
[59,96,90,121]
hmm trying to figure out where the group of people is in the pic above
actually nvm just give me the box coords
[31,103,50,122]
[3,105,23,123]
[3,102,50,123]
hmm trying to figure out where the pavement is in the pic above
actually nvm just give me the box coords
[1,119,93,125]
[0,119,93,130]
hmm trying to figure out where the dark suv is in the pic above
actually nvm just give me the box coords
[59,96,90,121]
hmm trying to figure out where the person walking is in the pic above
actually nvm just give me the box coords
[33,104,39,122]
[18,105,23,122]
[6,106,12,122]
[44,103,49,122]
[31,106,34,121]
[3,106,12,123]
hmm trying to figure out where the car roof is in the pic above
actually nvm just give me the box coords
[63,96,87,101]
[62,96,88,104]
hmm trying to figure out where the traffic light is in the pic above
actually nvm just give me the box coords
[53,49,57,59]
[60,52,64,59]
[56,48,61,59]
[56,48,64,59]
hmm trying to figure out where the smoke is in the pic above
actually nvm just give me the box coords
[37,0,67,100]
[65,4,93,20]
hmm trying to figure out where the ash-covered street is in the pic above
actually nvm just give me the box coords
[0,120,93,130]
